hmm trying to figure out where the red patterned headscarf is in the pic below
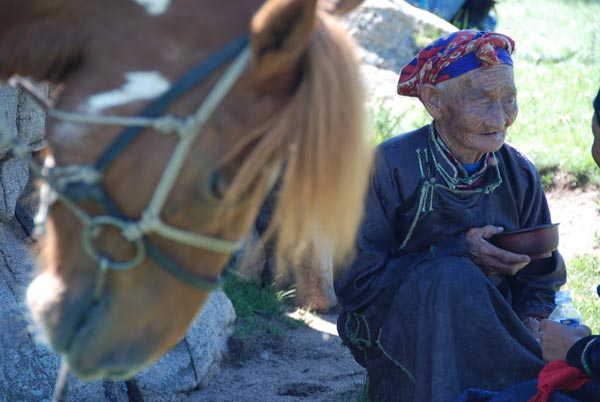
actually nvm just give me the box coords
[397,30,515,97]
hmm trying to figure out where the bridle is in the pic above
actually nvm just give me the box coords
[6,35,254,296]
[2,34,264,402]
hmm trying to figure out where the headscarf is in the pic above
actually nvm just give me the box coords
[397,30,515,97]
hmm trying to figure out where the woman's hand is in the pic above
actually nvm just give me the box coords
[523,317,541,343]
[540,319,592,362]
[466,225,531,276]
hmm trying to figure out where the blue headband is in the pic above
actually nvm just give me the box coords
[439,47,513,79]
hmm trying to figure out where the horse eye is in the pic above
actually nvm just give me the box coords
[203,170,229,203]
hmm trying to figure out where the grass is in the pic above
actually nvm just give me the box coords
[565,253,600,332]
[496,0,600,184]
[223,275,302,341]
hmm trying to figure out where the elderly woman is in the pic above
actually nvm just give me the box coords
[334,30,567,402]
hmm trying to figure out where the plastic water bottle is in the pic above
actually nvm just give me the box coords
[548,290,582,327]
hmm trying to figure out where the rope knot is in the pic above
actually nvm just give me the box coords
[122,212,160,241]
[152,116,184,134]
[51,165,101,190]
[122,222,145,241]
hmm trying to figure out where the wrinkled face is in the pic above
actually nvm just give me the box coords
[436,64,518,164]
[592,110,600,168]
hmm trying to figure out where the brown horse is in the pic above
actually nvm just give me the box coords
[0,0,371,381]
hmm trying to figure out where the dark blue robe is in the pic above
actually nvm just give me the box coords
[335,124,567,402]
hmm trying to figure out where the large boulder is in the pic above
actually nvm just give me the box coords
[343,0,456,111]
[133,291,235,402]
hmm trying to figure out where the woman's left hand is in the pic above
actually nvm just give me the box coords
[523,316,541,343]
[466,225,531,276]
[540,319,591,362]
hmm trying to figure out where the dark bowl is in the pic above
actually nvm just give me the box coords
[489,223,560,260]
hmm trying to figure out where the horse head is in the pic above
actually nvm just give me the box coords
[0,0,370,380]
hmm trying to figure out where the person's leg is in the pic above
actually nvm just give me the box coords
[377,257,545,402]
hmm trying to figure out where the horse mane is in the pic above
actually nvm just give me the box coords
[217,11,372,269]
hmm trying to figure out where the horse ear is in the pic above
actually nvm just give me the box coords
[320,0,364,16]
[250,0,318,90]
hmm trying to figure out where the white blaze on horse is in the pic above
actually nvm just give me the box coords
[0,0,370,381]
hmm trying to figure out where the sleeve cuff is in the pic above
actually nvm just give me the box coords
[566,336,598,376]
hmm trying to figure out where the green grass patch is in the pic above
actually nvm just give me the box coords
[565,253,600,332]
[370,99,430,145]
[223,275,302,341]
[492,0,600,182]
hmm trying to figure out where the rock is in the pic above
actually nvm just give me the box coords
[0,84,129,402]
[133,290,235,402]
[0,212,130,402]
[342,0,456,74]
[0,158,29,222]
[0,85,46,223]
[342,0,456,111]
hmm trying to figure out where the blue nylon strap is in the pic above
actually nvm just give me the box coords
[94,34,249,172]
[145,240,225,290]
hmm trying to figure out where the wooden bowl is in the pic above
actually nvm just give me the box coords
[489,223,560,260]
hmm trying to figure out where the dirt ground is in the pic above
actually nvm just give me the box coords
[184,185,600,402]
[187,311,366,402]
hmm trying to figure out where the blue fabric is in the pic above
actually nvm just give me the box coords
[405,0,497,30]
[440,47,513,80]
[458,379,599,402]
[405,0,465,21]
[463,157,486,175]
